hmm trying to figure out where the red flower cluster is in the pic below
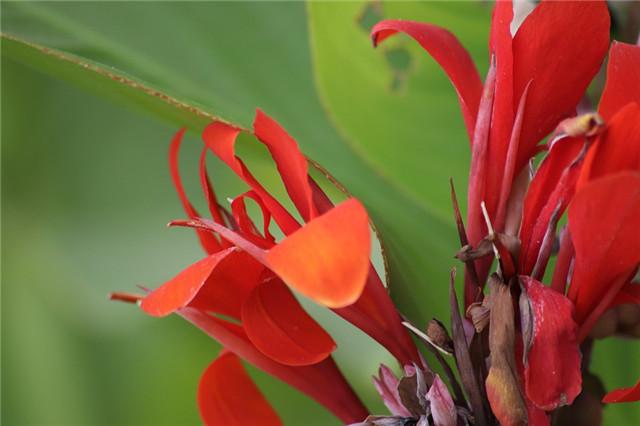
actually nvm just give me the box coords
[372,0,639,424]
[114,110,422,424]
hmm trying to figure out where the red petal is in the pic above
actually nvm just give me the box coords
[198,352,282,426]
[201,121,300,235]
[140,248,237,317]
[253,110,317,222]
[179,308,368,423]
[169,129,222,254]
[371,19,483,141]
[242,278,336,366]
[519,136,586,275]
[603,379,640,403]
[198,147,225,226]
[188,250,265,319]
[427,375,457,426]
[486,0,516,227]
[230,191,276,248]
[512,0,609,167]
[568,172,640,326]
[578,103,640,185]
[598,41,640,120]
[520,276,581,410]
[265,198,370,308]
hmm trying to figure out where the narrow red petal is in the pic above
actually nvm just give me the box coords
[598,41,640,120]
[519,136,586,275]
[371,19,483,141]
[265,198,371,308]
[568,172,640,326]
[521,276,581,410]
[180,308,368,423]
[201,121,300,235]
[486,0,515,226]
[512,0,609,167]
[603,380,640,403]
[169,129,222,254]
[198,147,225,225]
[253,109,317,222]
[198,352,282,426]
[427,375,457,426]
[140,248,237,317]
[242,278,336,366]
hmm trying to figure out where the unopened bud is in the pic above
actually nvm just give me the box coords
[426,319,454,354]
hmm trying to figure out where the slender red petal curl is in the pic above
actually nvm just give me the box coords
[198,352,282,426]
[253,109,317,222]
[603,380,640,404]
[371,19,483,141]
[242,278,336,366]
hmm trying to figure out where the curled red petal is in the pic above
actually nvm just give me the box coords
[242,278,336,366]
[265,198,371,308]
[198,147,225,225]
[253,109,317,222]
[568,172,640,327]
[140,248,237,317]
[198,351,282,426]
[231,191,276,248]
[512,0,609,167]
[610,282,640,307]
[519,136,586,275]
[169,128,222,254]
[603,379,640,403]
[598,41,640,120]
[202,120,300,235]
[371,19,482,141]
[520,276,581,410]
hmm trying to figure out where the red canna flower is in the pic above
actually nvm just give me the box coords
[114,109,423,424]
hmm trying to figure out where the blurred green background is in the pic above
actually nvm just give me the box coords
[2,1,638,425]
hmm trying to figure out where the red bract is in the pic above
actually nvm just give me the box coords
[124,109,423,423]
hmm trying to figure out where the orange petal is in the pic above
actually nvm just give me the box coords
[242,279,336,366]
[197,352,282,426]
[265,198,371,308]
[140,248,236,317]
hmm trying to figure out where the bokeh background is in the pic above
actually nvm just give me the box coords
[2,1,639,425]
